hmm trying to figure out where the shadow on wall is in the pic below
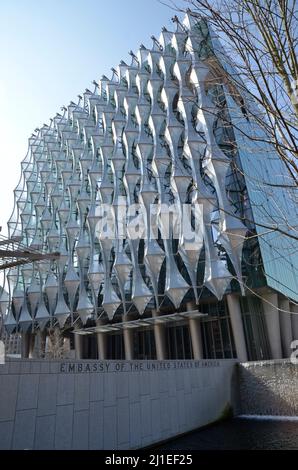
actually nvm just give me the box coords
[235,360,298,416]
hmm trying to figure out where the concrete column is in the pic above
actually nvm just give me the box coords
[186,302,203,360]
[97,333,107,360]
[21,332,30,358]
[226,294,248,363]
[74,333,83,360]
[28,333,36,359]
[189,318,203,359]
[152,310,167,360]
[123,328,134,360]
[279,297,293,358]
[290,303,298,342]
[262,292,283,359]
[96,320,108,360]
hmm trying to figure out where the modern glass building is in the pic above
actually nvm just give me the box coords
[2,13,298,362]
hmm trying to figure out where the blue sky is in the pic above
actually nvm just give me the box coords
[0,0,184,235]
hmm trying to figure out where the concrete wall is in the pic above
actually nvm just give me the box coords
[0,359,236,450]
[237,360,298,416]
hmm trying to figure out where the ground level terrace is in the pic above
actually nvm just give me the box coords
[19,291,298,363]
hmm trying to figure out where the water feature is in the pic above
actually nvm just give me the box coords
[237,360,298,416]
[155,417,298,450]
[155,361,298,450]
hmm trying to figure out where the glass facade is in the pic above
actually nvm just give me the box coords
[240,296,271,361]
